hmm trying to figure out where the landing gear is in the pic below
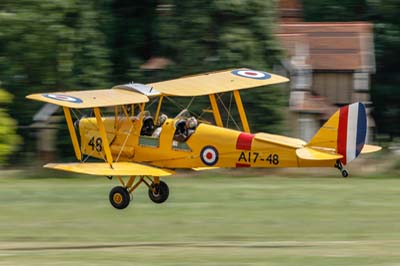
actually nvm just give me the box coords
[108,176,169,209]
[109,186,130,209]
[335,160,349,178]
[148,181,169,203]
[341,169,349,178]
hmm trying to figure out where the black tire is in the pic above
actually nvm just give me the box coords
[148,181,169,204]
[109,186,130,209]
[341,170,349,178]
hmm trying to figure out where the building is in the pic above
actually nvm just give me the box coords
[277,1,376,141]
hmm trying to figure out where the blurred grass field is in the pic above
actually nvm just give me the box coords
[1,168,400,265]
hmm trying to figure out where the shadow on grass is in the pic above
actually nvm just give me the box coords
[9,167,90,180]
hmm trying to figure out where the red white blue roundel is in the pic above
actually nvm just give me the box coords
[231,69,271,80]
[200,146,219,166]
[43,93,83,104]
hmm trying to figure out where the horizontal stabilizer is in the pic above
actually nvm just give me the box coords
[45,162,174,176]
[361,144,382,154]
[296,147,343,161]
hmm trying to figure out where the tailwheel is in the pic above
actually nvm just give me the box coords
[148,180,169,204]
[335,160,349,178]
[341,170,349,178]
[109,186,130,209]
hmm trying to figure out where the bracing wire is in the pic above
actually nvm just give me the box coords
[164,96,201,118]
[216,93,241,130]
[115,123,134,162]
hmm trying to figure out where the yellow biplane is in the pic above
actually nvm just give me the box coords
[27,68,381,209]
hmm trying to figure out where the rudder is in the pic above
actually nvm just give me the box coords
[307,102,367,165]
[337,102,367,164]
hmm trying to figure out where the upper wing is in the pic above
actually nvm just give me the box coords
[148,68,289,96]
[45,162,175,176]
[26,88,149,109]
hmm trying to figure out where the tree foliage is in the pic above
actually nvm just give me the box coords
[0,0,287,163]
[0,0,112,161]
[154,0,285,133]
[0,0,111,122]
[0,89,20,165]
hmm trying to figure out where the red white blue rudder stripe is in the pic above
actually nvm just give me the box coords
[337,102,367,165]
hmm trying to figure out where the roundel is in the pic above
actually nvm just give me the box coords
[200,146,219,166]
[43,93,83,104]
[231,69,271,80]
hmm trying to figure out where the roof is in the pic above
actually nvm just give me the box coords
[278,0,303,22]
[290,91,337,119]
[33,103,59,121]
[278,22,375,72]
[140,57,172,70]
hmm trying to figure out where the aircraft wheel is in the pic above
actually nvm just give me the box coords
[341,170,349,178]
[148,181,169,204]
[109,186,130,209]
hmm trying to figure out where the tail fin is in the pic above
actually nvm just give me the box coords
[307,102,367,165]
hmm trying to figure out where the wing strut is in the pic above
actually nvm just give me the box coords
[209,94,223,127]
[233,90,250,133]
[94,107,114,168]
[63,107,82,161]
[154,95,164,125]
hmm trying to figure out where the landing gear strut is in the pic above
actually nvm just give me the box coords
[108,176,169,209]
[335,160,349,178]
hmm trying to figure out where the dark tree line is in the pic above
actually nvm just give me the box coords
[0,0,284,163]
[0,0,398,164]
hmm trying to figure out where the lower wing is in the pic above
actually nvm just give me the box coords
[45,162,175,176]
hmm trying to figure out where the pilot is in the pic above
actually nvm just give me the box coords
[140,115,155,136]
[185,116,198,139]
[173,119,187,142]
[173,116,198,142]
[152,113,168,138]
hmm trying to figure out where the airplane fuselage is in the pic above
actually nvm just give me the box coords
[78,117,336,170]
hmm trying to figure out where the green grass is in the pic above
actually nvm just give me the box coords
[1,170,400,265]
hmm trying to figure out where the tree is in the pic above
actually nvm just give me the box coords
[0,0,288,164]
[104,0,159,83]
[154,0,285,133]
[0,89,20,165]
[0,0,112,161]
